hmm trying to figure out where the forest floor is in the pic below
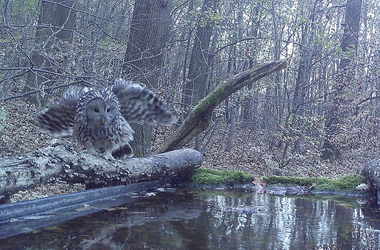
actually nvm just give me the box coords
[1,99,378,201]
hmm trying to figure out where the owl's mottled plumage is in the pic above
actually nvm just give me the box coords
[38,79,177,159]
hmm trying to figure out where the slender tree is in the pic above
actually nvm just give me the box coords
[322,0,362,160]
[181,0,220,150]
[182,0,220,115]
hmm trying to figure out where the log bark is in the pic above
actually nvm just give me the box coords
[0,143,203,198]
[157,59,288,153]
[362,160,380,204]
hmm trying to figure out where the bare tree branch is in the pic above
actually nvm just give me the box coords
[157,58,288,153]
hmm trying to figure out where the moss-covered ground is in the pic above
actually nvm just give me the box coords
[191,168,366,191]
[191,167,252,186]
[264,174,366,191]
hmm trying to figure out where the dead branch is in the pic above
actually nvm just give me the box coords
[157,58,288,153]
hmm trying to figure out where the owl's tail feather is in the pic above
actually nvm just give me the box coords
[112,144,134,159]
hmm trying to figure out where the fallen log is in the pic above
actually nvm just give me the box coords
[362,159,380,204]
[0,143,203,199]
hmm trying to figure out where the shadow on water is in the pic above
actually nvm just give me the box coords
[1,188,380,250]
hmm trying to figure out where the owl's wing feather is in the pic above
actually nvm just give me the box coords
[37,105,75,136]
[37,87,88,137]
[112,79,177,125]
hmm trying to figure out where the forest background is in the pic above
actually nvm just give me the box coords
[0,0,378,179]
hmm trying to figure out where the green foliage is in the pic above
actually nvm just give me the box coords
[191,167,252,185]
[264,174,366,191]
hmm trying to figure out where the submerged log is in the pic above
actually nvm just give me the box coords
[0,180,168,239]
[0,143,203,198]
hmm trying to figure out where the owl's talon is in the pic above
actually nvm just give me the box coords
[103,152,115,161]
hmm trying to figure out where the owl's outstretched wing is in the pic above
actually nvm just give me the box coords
[112,79,177,125]
[37,87,88,136]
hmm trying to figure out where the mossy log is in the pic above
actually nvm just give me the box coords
[156,59,287,153]
[0,143,203,199]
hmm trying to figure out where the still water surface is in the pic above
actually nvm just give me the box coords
[1,188,380,249]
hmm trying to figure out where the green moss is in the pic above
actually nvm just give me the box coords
[192,84,227,115]
[264,174,365,191]
[318,174,366,191]
[191,167,252,185]
[191,168,365,191]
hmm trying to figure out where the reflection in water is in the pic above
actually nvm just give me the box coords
[1,189,379,249]
[203,192,380,250]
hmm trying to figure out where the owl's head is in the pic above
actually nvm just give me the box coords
[85,97,119,127]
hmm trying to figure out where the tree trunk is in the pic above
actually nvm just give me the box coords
[123,0,173,84]
[293,2,316,115]
[225,98,237,152]
[322,0,362,160]
[35,0,77,44]
[26,0,77,100]
[123,0,173,156]
[0,144,203,198]
[182,0,220,115]
[181,0,220,152]
[241,2,260,127]
[157,59,287,153]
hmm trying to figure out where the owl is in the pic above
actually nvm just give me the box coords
[37,78,177,160]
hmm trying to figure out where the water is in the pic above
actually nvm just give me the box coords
[1,188,379,250]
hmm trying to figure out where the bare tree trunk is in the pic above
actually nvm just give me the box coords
[25,0,77,101]
[322,0,362,160]
[123,0,173,156]
[225,97,237,152]
[87,1,110,74]
[241,2,260,127]
[287,0,320,155]
[182,0,220,115]
[224,0,245,152]
[114,0,131,39]
[181,0,220,151]
[123,0,173,84]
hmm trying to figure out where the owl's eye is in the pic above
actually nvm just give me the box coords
[106,108,111,113]
[93,108,99,113]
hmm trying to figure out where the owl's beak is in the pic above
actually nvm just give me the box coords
[100,116,105,125]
